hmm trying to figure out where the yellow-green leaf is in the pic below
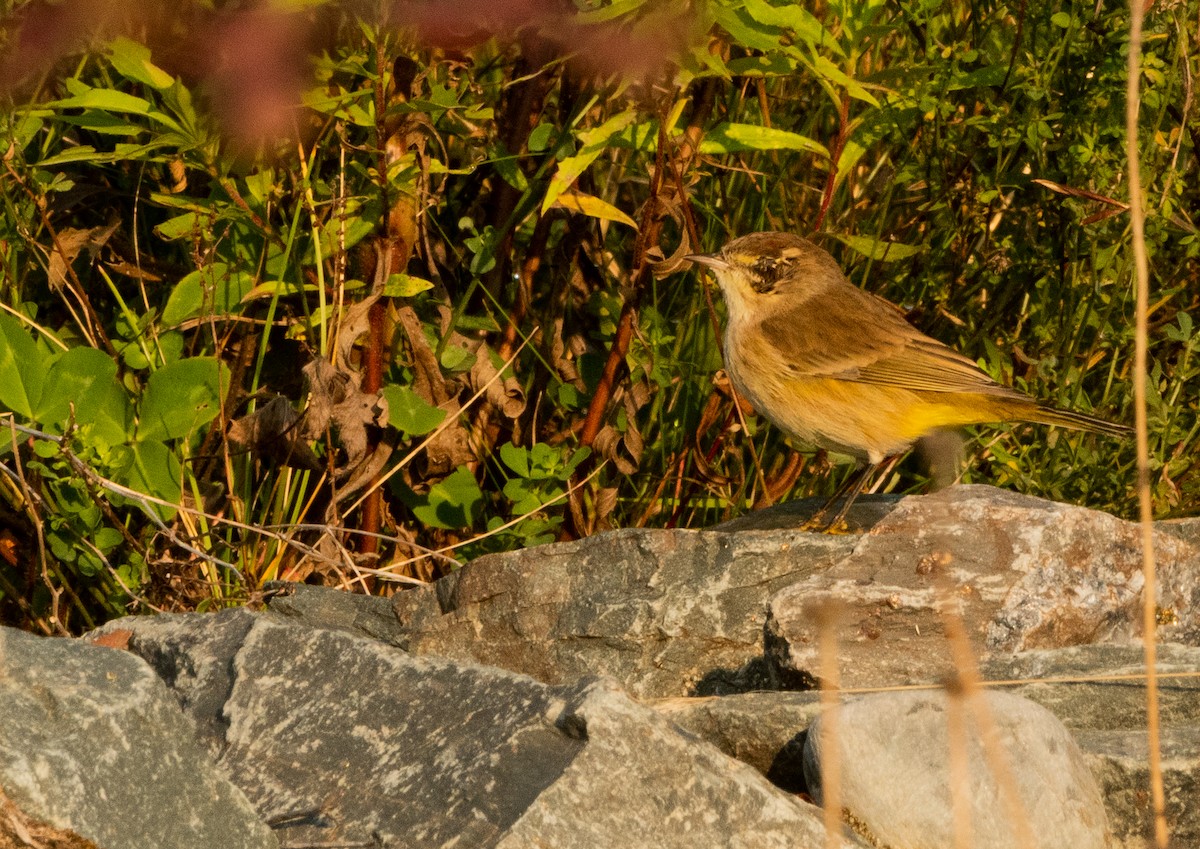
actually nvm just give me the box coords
[834,234,925,262]
[542,110,638,213]
[383,274,435,297]
[108,37,174,90]
[699,123,829,158]
[552,191,638,228]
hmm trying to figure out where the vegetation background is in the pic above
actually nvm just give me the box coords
[0,0,1195,634]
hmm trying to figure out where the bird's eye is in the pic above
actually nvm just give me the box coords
[750,256,791,293]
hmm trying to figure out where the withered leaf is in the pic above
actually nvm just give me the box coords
[302,357,389,479]
[47,218,120,290]
[469,343,526,420]
[227,394,323,471]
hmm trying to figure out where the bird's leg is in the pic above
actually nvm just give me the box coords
[800,461,881,533]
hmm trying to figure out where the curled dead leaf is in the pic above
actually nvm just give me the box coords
[227,394,323,471]
[302,357,389,479]
[47,218,120,291]
[469,343,526,420]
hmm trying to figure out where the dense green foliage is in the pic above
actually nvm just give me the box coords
[0,0,1196,632]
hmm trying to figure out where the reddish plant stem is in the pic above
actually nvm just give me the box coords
[566,80,718,538]
[812,92,850,235]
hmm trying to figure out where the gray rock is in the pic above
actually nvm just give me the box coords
[712,494,902,533]
[655,691,823,793]
[99,611,846,848]
[0,625,276,849]
[392,526,855,698]
[982,644,1200,849]
[803,689,1112,849]
[260,579,406,644]
[765,485,1198,690]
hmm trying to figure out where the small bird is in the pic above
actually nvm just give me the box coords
[686,231,1130,528]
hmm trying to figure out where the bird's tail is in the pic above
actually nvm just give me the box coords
[1027,404,1132,438]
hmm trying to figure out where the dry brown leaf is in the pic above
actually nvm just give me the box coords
[47,219,119,290]
[469,343,526,420]
[87,628,132,650]
[302,357,389,480]
[227,395,323,471]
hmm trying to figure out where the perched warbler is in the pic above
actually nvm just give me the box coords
[686,230,1130,526]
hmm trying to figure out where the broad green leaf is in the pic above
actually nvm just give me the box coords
[500,442,530,477]
[551,191,638,228]
[34,347,131,448]
[712,5,784,52]
[699,123,829,157]
[742,0,836,53]
[59,110,147,135]
[162,264,255,325]
[242,280,317,302]
[155,212,200,240]
[112,439,180,517]
[108,37,174,89]
[402,466,482,529]
[381,384,446,436]
[948,64,1009,91]
[0,312,46,418]
[34,147,101,167]
[137,356,229,442]
[528,123,556,152]
[542,110,638,213]
[726,55,800,78]
[834,234,925,262]
[9,112,44,150]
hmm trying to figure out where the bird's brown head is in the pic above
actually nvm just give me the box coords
[686,231,840,314]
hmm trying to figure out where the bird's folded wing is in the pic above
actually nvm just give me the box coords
[760,285,1022,398]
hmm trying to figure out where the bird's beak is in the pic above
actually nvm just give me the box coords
[684,253,729,271]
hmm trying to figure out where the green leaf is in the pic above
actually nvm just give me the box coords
[382,274,435,297]
[834,234,925,262]
[807,55,880,107]
[34,347,131,448]
[741,0,835,52]
[712,5,785,52]
[111,439,180,517]
[550,190,638,228]
[137,357,229,442]
[381,384,446,436]
[33,147,101,168]
[48,87,153,115]
[542,110,638,213]
[699,123,829,157]
[155,212,200,241]
[0,312,46,418]
[162,264,255,325]
[576,0,646,24]
[108,37,175,89]
[726,54,800,78]
[499,443,530,477]
[59,110,147,135]
[402,466,483,529]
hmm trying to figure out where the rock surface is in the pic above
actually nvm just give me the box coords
[0,626,276,849]
[391,526,854,698]
[92,610,845,849]
[803,689,1111,849]
[3,484,1194,849]
[764,486,1199,690]
[982,644,1200,849]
